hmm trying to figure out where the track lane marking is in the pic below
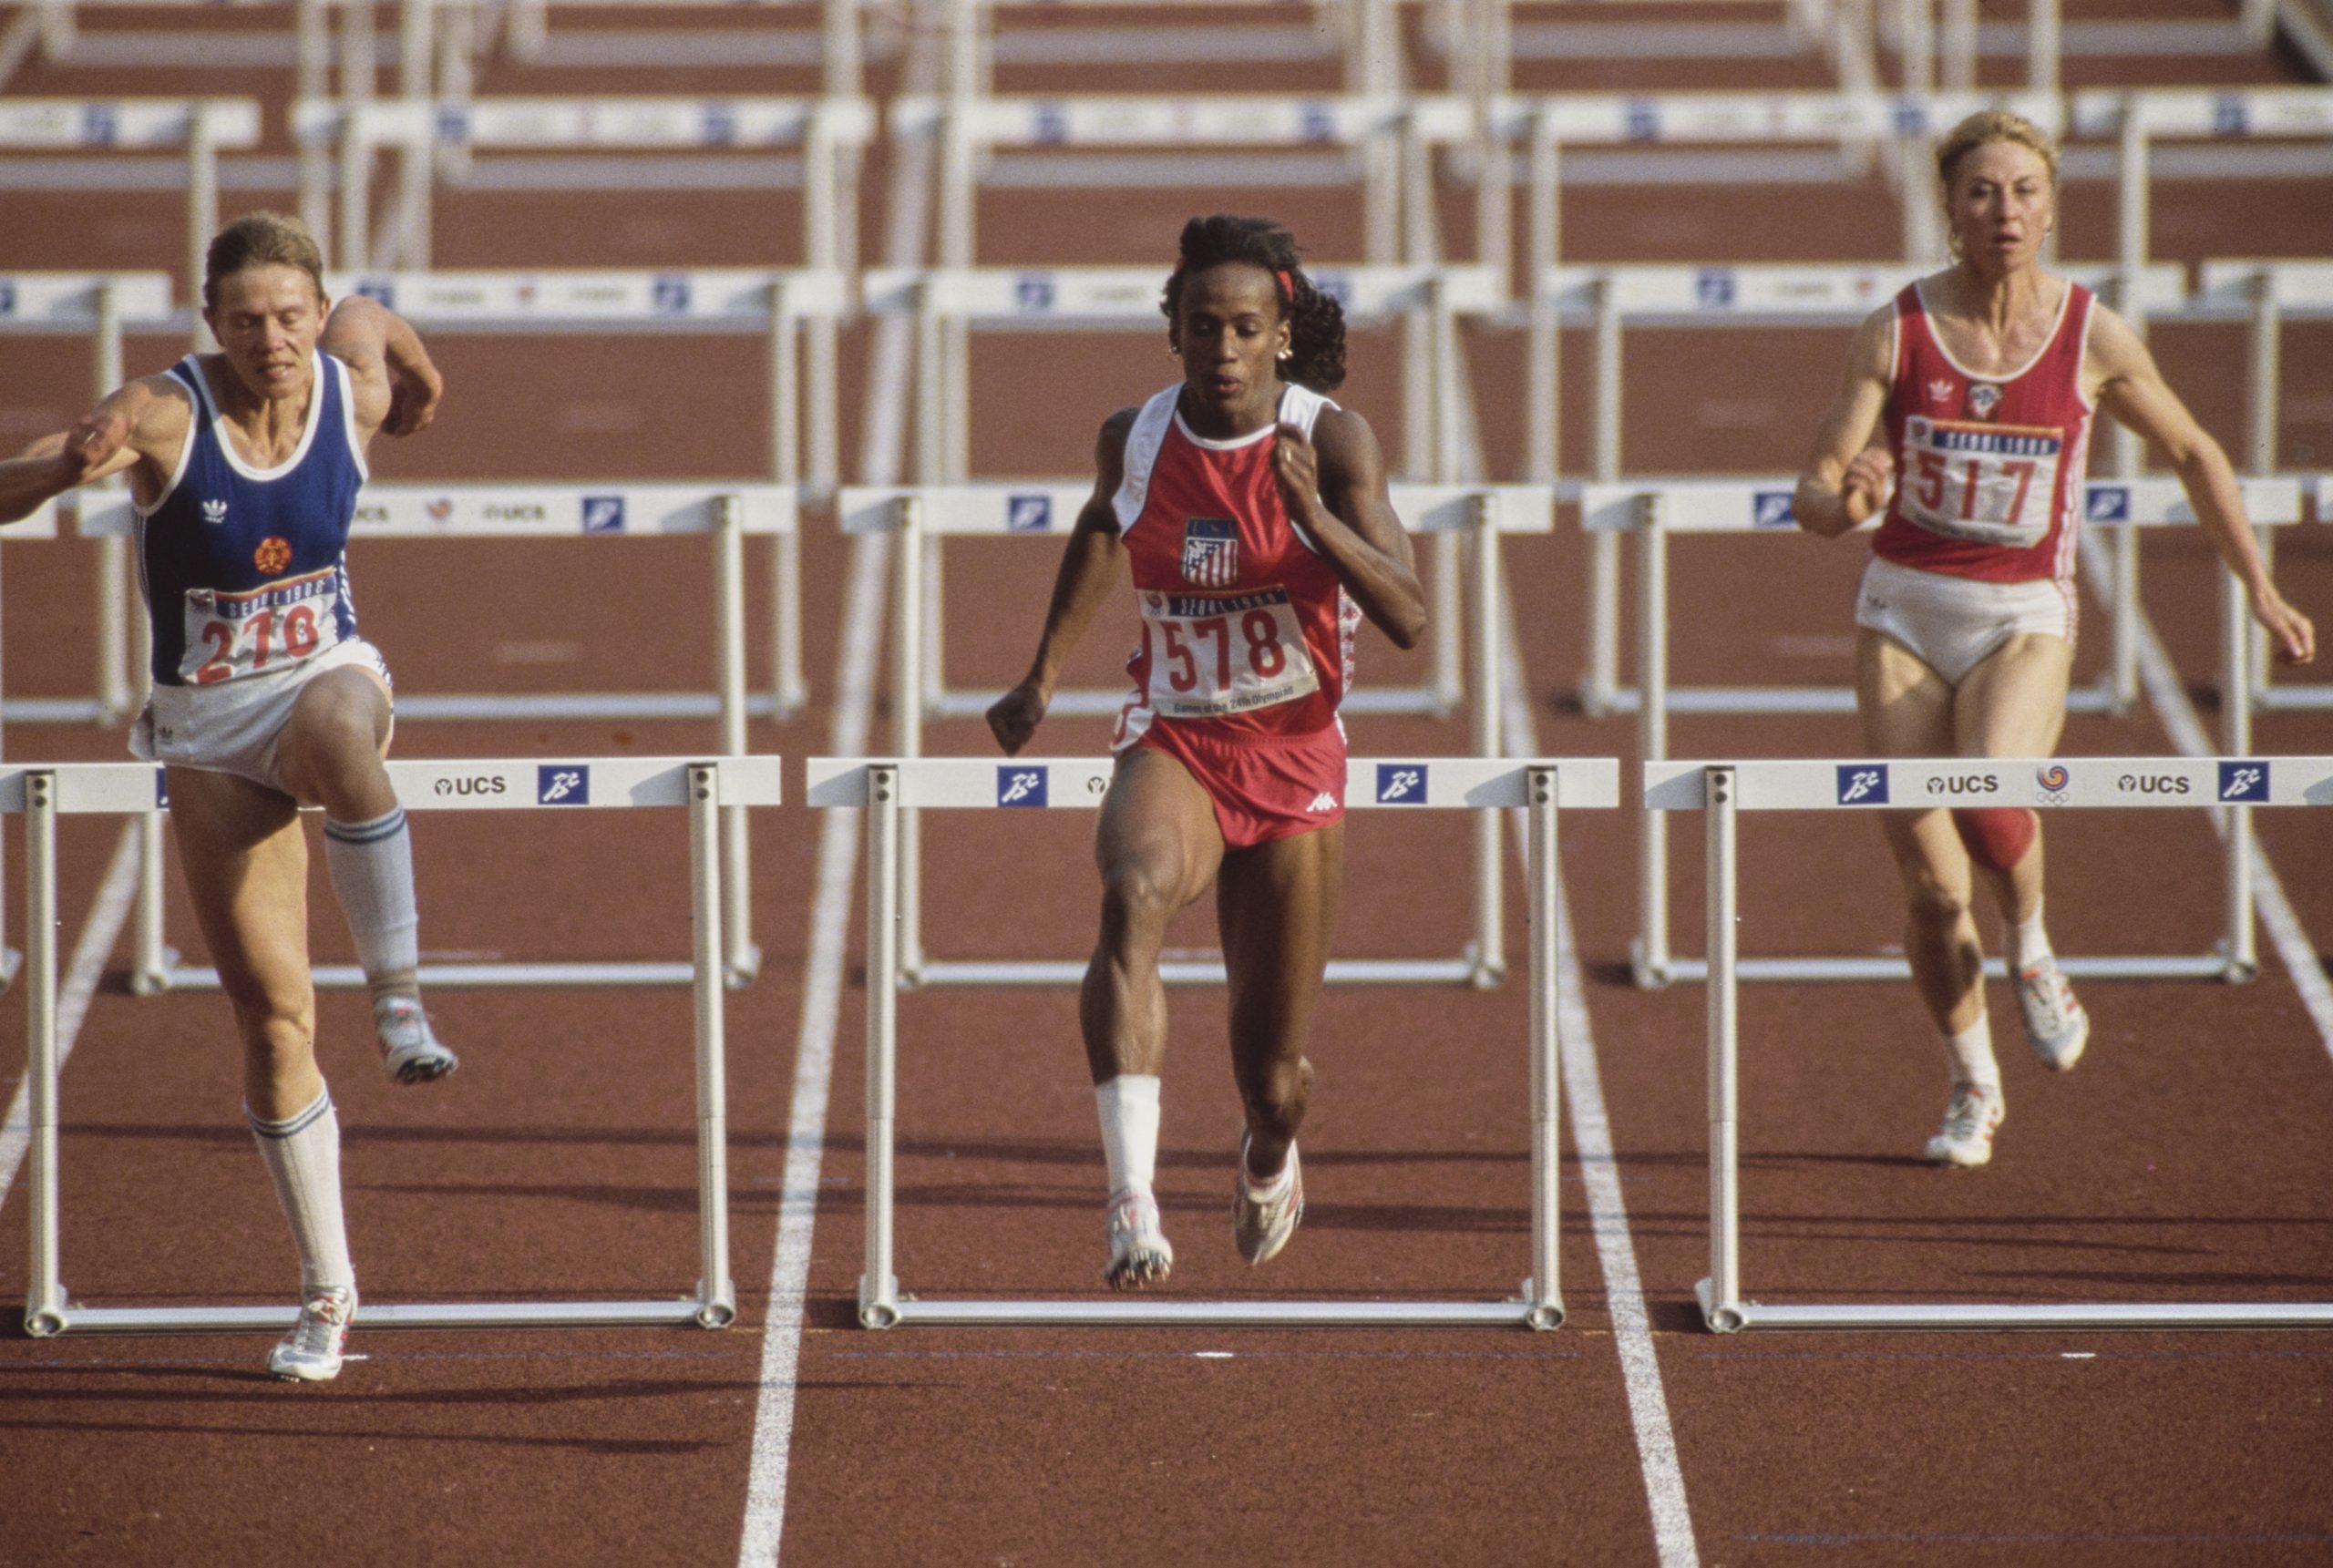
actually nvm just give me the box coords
[0,824,140,1220]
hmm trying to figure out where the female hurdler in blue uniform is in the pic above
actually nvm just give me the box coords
[0,213,451,1381]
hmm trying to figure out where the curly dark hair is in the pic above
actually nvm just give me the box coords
[1159,214,1347,393]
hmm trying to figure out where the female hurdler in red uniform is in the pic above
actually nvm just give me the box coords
[1794,111,2315,1167]
[988,215,1426,1287]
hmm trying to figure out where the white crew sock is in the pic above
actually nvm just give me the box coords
[1241,1146,1294,1201]
[2004,907,2054,974]
[1095,1074,1162,1195]
[248,1090,355,1295]
[1944,1013,2002,1095]
[324,806,420,999]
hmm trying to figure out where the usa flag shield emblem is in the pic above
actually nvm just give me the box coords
[1181,517,1238,588]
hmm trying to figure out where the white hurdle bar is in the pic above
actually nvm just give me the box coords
[809,753,1618,1329]
[2194,261,2333,714]
[1537,261,2188,718]
[838,483,1553,990]
[856,263,1506,723]
[81,488,783,991]
[17,753,781,1337]
[0,272,176,727]
[0,99,260,312]
[289,95,876,273]
[326,266,857,712]
[1651,753,2333,1334]
[1598,476,2303,988]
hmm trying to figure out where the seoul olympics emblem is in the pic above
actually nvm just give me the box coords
[252,537,293,575]
[2035,764,2070,804]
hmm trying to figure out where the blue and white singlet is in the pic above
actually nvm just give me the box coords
[137,350,367,689]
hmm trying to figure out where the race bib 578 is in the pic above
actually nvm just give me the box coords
[1899,415,2064,548]
[1138,584,1320,719]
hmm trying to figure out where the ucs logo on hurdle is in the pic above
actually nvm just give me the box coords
[1376,764,1428,804]
[538,766,590,805]
[2084,487,2132,523]
[1006,495,1053,532]
[998,767,1047,807]
[581,496,626,533]
[1752,490,1795,528]
[1835,764,1889,805]
[2218,761,2270,803]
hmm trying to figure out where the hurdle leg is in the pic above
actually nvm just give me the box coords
[2222,563,2257,981]
[94,280,131,724]
[1632,498,1671,987]
[1701,765,1744,1332]
[1470,502,1505,986]
[133,806,170,995]
[1583,278,1622,715]
[688,764,736,1326]
[26,772,67,1337]
[860,766,903,1327]
[767,287,807,717]
[714,497,759,985]
[893,501,927,983]
[1523,766,1562,1329]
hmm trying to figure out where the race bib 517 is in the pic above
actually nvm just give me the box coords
[1900,415,2064,548]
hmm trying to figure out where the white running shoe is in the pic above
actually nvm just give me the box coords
[375,995,457,1085]
[1923,1084,2005,1168]
[1103,1186,1173,1290]
[2015,959,2090,1071]
[267,1286,356,1382]
[1232,1133,1305,1266]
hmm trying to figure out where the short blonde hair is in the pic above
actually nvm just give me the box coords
[1935,109,2061,192]
[203,211,326,312]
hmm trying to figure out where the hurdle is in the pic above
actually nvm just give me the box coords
[1648,753,2333,1333]
[17,753,779,1338]
[1596,475,2304,988]
[0,500,67,992]
[0,272,176,726]
[808,753,1618,1329]
[1535,261,2188,718]
[856,263,1504,719]
[288,94,876,274]
[77,487,785,991]
[0,98,259,309]
[2194,260,2333,713]
[838,481,1551,989]
[326,265,854,712]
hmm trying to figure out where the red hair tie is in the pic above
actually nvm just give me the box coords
[1275,268,1295,301]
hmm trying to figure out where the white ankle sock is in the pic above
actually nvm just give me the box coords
[1095,1074,1161,1195]
[1241,1145,1293,1200]
[324,807,419,997]
[1944,1014,2001,1094]
[2005,908,2053,973]
[248,1090,355,1295]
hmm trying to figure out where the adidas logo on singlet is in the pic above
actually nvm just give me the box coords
[1306,792,1338,813]
[201,499,229,525]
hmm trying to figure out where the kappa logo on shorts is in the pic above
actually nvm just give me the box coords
[537,766,589,805]
[998,767,1047,807]
[1181,518,1238,588]
[1375,764,1427,804]
[1007,494,1053,532]
[1752,490,1795,528]
[1306,791,1339,814]
[1836,764,1889,805]
[2085,487,2131,523]
[581,496,625,533]
[2218,761,2270,803]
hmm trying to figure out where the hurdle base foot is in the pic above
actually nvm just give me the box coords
[1521,1280,1564,1331]
[0,945,20,994]
[859,1275,903,1329]
[1629,938,1672,990]
[725,945,764,989]
[131,948,182,997]
[694,1280,737,1328]
[1695,1276,1747,1334]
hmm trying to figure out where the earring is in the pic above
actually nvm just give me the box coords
[1276,347,1291,361]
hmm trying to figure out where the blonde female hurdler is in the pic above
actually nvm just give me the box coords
[0,213,456,1379]
[1793,111,2315,1168]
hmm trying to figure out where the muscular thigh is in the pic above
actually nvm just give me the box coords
[167,767,313,1003]
[1855,630,1970,893]
[1095,746,1224,916]
[1953,632,2073,758]
[1218,825,1342,1005]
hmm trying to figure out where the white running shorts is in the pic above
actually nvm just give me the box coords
[132,638,393,796]
[1854,556,2076,686]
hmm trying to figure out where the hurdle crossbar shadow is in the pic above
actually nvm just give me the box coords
[808,753,1618,1329]
[837,481,1553,989]
[2193,262,2333,715]
[0,272,179,727]
[325,266,855,716]
[1534,261,2188,719]
[857,263,1506,720]
[1650,753,2333,1333]
[1589,476,2307,988]
[15,753,780,1337]
[79,488,782,991]
[0,99,258,307]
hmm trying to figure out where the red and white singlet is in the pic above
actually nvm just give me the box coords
[1108,382,1362,750]
[1870,279,2097,585]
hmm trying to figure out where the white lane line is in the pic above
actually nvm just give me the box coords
[735,32,934,1568]
[0,824,142,1219]
[1500,606,1701,1568]
[2097,539,2333,1056]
